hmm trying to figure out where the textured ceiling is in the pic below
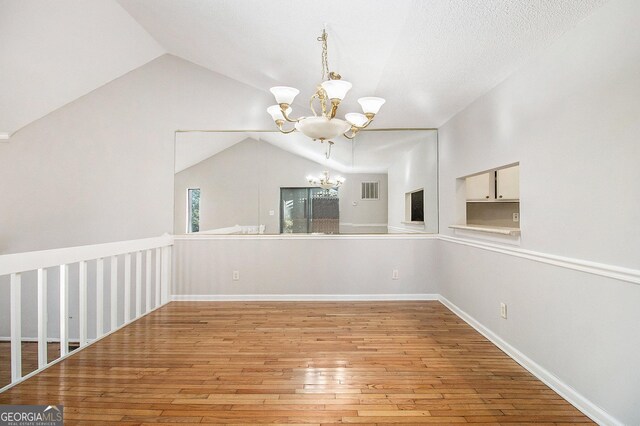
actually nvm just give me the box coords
[118,0,608,128]
[0,0,165,136]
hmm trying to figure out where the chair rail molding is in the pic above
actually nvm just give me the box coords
[438,235,640,285]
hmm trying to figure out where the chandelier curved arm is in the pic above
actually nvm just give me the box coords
[279,104,303,123]
[358,117,375,129]
[275,120,296,134]
[309,87,330,118]
[343,127,359,140]
[343,112,376,138]
[329,99,340,119]
[356,113,376,129]
[309,93,319,117]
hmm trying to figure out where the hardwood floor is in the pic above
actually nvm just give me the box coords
[0,301,593,424]
[0,342,63,388]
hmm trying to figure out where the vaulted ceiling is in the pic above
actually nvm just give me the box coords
[0,0,607,138]
[0,0,164,137]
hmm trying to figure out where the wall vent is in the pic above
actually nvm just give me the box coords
[361,181,379,200]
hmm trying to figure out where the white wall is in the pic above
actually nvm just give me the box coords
[437,0,640,424]
[439,0,640,267]
[339,173,388,234]
[0,54,273,255]
[174,138,388,234]
[173,236,438,298]
[387,133,439,233]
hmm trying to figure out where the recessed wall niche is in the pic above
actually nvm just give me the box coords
[450,163,520,240]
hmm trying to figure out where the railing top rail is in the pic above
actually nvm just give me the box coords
[0,234,173,276]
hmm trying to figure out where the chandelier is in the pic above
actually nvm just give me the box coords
[267,28,385,157]
[307,170,345,190]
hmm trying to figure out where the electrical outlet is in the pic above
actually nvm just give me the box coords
[513,212,519,222]
[500,302,507,319]
[269,210,275,216]
[392,269,399,280]
[232,270,240,281]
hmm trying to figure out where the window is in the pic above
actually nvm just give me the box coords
[405,189,424,222]
[187,188,200,233]
[361,181,379,200]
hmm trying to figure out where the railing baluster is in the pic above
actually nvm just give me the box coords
[135,251,142,317]
[124,253,131,322]
[155,248,161,307]
[37,268,47,368]
[10,273,22,382]
[0,235,173,391]
[161,246,170,304]
[59,264,69,357]
[96,258,104,337]
[110,255,118,330]
[78,261,87,347]
[145,250,151,313]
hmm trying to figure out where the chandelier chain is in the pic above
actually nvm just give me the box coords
[318,29,329,81]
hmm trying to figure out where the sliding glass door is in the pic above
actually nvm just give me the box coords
[281,188,310,234]
[280,188,339,234]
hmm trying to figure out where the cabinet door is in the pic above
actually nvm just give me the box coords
[497,165,519,200]
[465,173,492,200]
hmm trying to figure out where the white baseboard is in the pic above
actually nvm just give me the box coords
[438,295,621,426]
[172,293,439,302]
[0,337,82,343]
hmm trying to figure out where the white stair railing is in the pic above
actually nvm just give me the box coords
[0,234,173,392]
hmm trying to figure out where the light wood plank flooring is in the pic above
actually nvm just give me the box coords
[0,342,73,388]
[0,301,593,424]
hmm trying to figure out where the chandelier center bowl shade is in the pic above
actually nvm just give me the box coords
[266,28,385,154]
[295,116,351,140]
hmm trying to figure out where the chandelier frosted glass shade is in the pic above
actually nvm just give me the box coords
[345,112,368,128]
[267,105,292,121]
[358,97,386,115]
[320,80,352,100]
[295,116,351,140]
[270,86,300,105]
